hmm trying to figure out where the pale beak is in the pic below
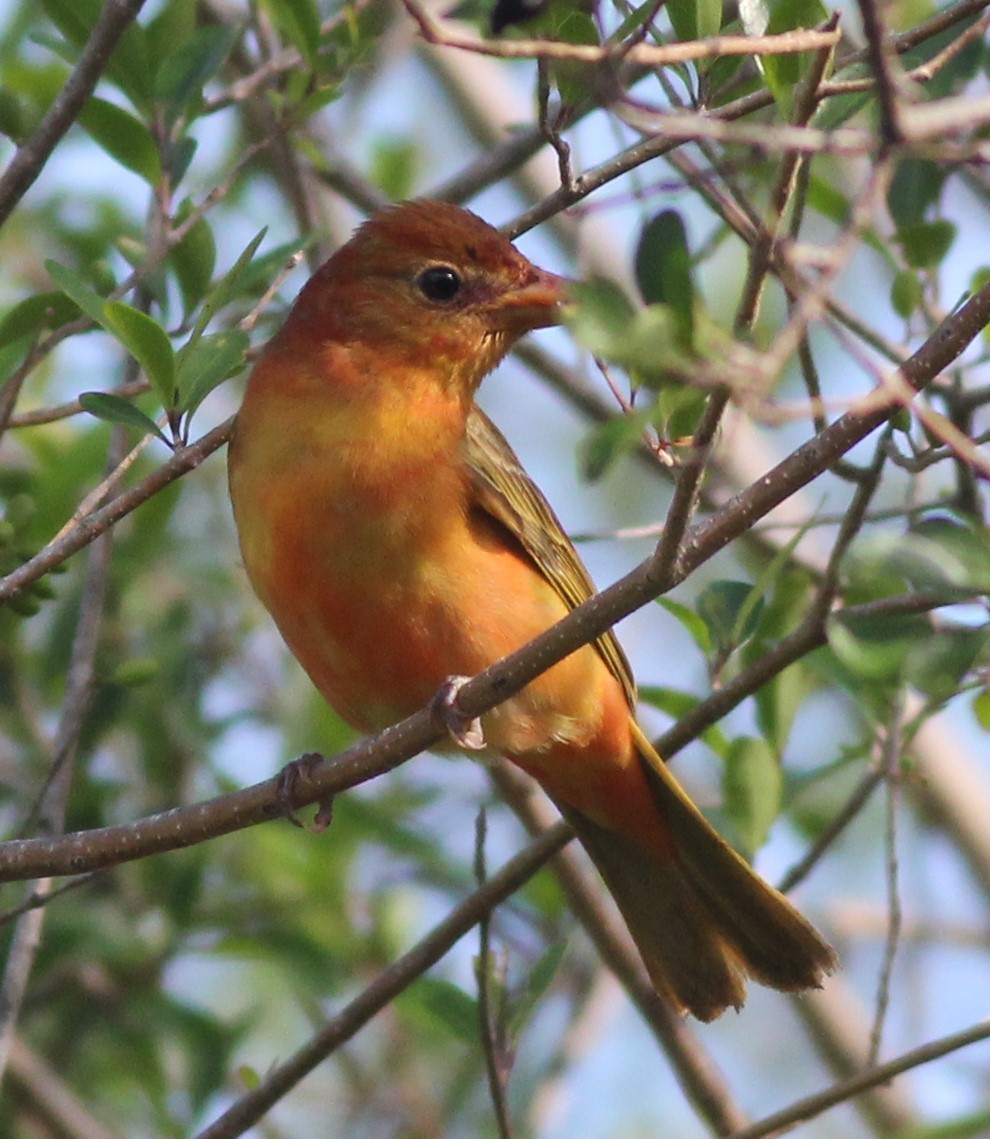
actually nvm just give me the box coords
[494,266,572,333]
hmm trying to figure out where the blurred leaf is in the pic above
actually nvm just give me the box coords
[723,736,783,856]
[657,596,712,654]
[888,158,947,227]
[639,685,730,758]
[896,220,957,270]
[697,579,764,657]
[259,0,321,65]
[102,301,176,406]
[45,258,113,325]
[370,138,419,201]
[0,291,80,348]
[0,85,30,143]
[972,691,990,732]
[762,0,830,117]
[578,409,650,481]
[905,626,988,703]
[827,610,931,681]
[667,0,722,47]
[155,24,239,125]
[189,228,267,343]
[404,976,479,1042]
[79,392,169,443]
[40,0,152,108]
[891,268,923,318]
[507,942,566,1040]
[170,211,217,318]
[77,97,161,183]
[635,210,694,350]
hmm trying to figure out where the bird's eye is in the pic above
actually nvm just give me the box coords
[417,265,462,303]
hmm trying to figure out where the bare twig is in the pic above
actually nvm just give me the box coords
[726,1018,990,1139]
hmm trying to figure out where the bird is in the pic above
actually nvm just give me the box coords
[227,199,836,1020]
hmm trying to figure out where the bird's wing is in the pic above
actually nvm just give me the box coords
[464,406,636,709]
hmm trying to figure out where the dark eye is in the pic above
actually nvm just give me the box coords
[417,265,462,303]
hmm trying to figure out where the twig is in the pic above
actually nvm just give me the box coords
[473,811,516,1139]
[193,824,571,1139]
[400,0,841,65]
[868,695,906,1065]
[0,417,234,606]
[0,0,149,228]
[726,1018,990,1139]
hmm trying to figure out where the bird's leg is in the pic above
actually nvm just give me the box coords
[433,676,486,750]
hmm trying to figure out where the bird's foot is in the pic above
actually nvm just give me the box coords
[276,752,335,832]
[433,676,486,750]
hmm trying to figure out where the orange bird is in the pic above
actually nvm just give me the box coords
[228,200,835,1020]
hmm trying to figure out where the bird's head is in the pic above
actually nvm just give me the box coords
[282,200,569,392]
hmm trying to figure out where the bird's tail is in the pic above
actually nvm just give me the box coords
[560,722,836,1021]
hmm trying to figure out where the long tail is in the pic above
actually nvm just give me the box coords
[559,723,836,1021]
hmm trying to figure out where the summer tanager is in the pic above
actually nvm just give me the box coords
[228,200,835,1020]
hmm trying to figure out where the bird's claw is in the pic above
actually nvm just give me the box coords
[276,752,335,831]
[433,676,486,750]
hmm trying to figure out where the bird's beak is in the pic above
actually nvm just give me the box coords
[494,266,572,333]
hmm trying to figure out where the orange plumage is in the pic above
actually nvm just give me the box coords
[228,200,835,1019]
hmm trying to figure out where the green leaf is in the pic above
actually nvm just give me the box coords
[0,291,81,348]
[905,627,988,704]
[40,0,152,109]
[176,329,249,416]
[888,159,947,227]
[697,580,765,657]
[972,691,990,732]
[170,211,217,318]
[896,220,957,270]
[657,596,711,654]
[102,302,177,406]
[827,610,931,682]
[667,0,723,46]
[189,228,268,344]
[45,259,112,326]
[638,685,730,758]
[155,25,240,125]
[77,98,161,183]
[723,736,783,856]
[404,977,478,1042]
[565,279,637,357]
[508,942,567,1040]
[578,410,650,482]
[259,0,321,65]
[762,0,830,117]
[891,269,923,319]
[634,210,694,350]
[370,138,419,201]
[79,392,169,443]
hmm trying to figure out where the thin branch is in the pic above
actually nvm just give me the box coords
[400,0,841,65]
[0,0,149,228]
[0,417,233,606]
[726,1019,990,1139]
[193,824,571,1139]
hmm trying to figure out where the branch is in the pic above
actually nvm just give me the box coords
[400,0,840,65]
[1,281,988,881]
[727,1019,990,1139]
[194,824,570,1139]
[0,418,234,606]
[0,0,149,228]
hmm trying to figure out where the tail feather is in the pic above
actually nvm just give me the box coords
[559,724,836,1022]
